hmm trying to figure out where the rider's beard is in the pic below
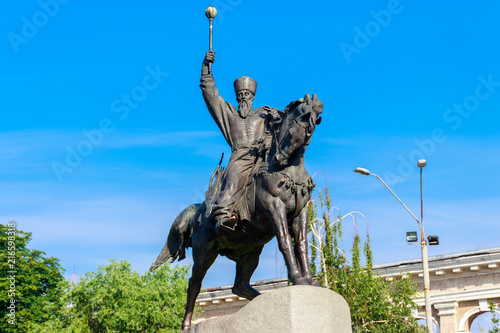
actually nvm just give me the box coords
[238,99,253,117]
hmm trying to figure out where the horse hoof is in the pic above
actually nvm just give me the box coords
[232,283,261,300]
[308,278,322,287]
[293,277,309,285]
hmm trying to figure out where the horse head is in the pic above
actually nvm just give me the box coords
[271,93,323,168]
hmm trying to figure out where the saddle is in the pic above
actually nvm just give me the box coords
[200,156,260,238]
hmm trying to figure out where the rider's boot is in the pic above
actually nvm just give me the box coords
[215,215,237,234]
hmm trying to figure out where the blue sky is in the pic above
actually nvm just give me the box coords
[2,0,500,307]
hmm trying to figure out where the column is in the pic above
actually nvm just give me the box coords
[434,301,459,333]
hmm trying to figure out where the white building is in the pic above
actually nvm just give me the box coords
[195,247,500,333]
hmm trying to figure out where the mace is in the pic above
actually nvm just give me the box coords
[205,5,217,74]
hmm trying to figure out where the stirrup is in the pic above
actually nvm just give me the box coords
[216,216,237,233]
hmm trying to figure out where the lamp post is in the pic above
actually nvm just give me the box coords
[417,159,433,333]
[354,161,434,333]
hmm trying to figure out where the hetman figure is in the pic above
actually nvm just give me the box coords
[200,50,280,233]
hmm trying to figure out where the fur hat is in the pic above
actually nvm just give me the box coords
[233,76,257,95]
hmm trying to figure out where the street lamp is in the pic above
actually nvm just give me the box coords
[353,160,435,333]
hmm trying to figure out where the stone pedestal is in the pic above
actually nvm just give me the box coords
[182,285,352,333]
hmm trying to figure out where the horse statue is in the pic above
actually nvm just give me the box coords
[151,93,323,330]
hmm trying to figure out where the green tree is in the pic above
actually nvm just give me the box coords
[308,189,427,332]
[491,300,500,333]
[0,222,66,332]
[479,301,500,333]
[32,259,192,333]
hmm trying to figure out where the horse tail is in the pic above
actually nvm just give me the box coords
[150,203,201,271]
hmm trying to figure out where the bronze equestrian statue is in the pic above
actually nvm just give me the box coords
[150,51,324,330]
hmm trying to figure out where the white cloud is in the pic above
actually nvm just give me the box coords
[0,128,225,158]
[2,130,499,290]
[102,130,221,148]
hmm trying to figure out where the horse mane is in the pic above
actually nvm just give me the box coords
[267,99,304,132]
[282,99,304,116]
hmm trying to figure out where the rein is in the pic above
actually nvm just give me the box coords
[274,107,312,161]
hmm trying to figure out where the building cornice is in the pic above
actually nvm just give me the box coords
[374,246,500,284]
[197,247,500,307]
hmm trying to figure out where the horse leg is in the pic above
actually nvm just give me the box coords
[231,246,263,300]
[268,199,308,285]
[291,206,321,287]
[182,230,218,330]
